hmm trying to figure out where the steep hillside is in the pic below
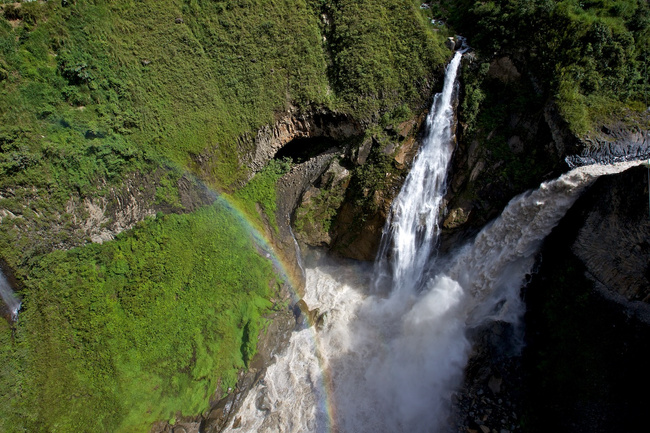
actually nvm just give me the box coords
[0,1,451,432]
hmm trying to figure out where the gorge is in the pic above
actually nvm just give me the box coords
[0,1,649,432]
[219,46,649,433]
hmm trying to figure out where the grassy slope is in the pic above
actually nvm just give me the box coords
[0,1,449,432]
[1,203,277,433]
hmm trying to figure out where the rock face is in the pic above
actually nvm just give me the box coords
[453,166,650,432]
[329,116,426,261]
[276,148,343,291]
[567,165,650,305]
[439,56,569,254]
[520,165,650,432]
[292,159,350,247]
[264,109,428,263]
[242,108,362,175]
[566,123,650,167]
[0,169,215,256]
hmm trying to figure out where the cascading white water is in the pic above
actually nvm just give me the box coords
[0,270,20,321]
[223,42,645,431]
[374,49,464,295]
[288,215,307,280]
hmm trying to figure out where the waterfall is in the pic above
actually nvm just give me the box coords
[373,49,463,295]
[448,160,645,327]
[222,40,643,431]
[0,270,20,321]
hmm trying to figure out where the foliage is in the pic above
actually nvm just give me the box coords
[445,0,649,135]
[0,203,276,433]
[232,158,292,233]
[321,0,451,116]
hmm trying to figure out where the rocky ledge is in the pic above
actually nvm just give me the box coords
[566,123,650,168]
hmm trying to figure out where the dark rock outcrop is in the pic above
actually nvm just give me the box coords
[454,165,650,432]
[566,165,650,305]
[566,124,650,168]
[276,147,342,291]
[241,108,362,175]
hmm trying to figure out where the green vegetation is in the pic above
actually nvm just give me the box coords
[444,0,649,136]
[321,0,451,116]
[294,161,349,237]
[0,203,277,433]
[0,1,452,431]
[233,158,291,233]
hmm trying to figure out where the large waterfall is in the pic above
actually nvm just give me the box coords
[223,48,644,432]
[373,49,463,295]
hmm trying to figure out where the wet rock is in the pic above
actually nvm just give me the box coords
[488,375,502,394]
[354,137,374,165]
[294,299,327,330]
[565,122,650,168]
[487,57,521,84]
[332,190,392,261]
[443,207,471,229]
[394,136,418,169]
[256,389,272,412]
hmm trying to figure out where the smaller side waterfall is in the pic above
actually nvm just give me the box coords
[449,159,646,327]
[0,270,20,321]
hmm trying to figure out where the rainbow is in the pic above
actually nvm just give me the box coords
[188,172,339,432]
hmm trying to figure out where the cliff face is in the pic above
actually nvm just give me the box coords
[450,164,650,433]
[289,114,428,261]
[572,166,650,303]
[519,166,650,431]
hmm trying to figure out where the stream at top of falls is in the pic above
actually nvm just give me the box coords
[223,45,646,432]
